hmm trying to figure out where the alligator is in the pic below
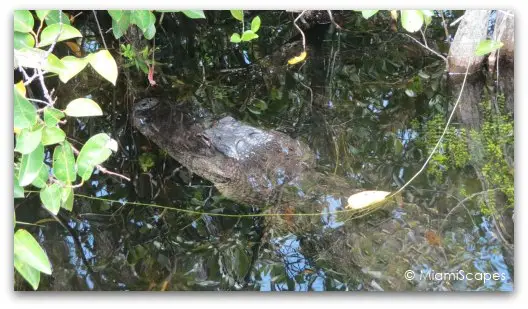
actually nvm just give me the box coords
[132,97,361,213]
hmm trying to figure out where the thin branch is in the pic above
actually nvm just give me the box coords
[326,10,342,30]
[449,15,464,27]
[390,54,472,198]
[439,11,450,40]
[293,10,307,51]
[92,10,108,50]
[21,69,45,86]
[404,33,448,65]
[71,146,131,182]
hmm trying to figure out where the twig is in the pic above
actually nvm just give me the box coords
[404,33,448,65]
[326,10,342,30]
[389,53,471,198]
[449,15,464,27]
[21,69,45,86]
[293,10,307,50]
[36,68,54,105]
[71,146,131,182]
[419,29,428,48]
[92,10,108,50]
[439,11,450,40]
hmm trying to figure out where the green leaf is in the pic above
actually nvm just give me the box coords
[14,48,66,74]
[14,32,35,50]
[107,10,123,21]
[401,10,424,33]
[43,10,71,25]
[475,39,504,56]
[64,98,103,117]
[87,50,118,85]
[38,24,82,47]
[58,56,88,83]
[43,108,65,127]
[14,175,25,198]
[131,10,155,33]
[14,85,37,130]
[14,229,52,275]
[18,143,44,186]
[241,30,258,42]
[361,10,379,19]
[30,163,49,189]
[14,10,34,33]
[143,23,156,40]
[76,133,117,180]
[53,141,76,183]
[60,187,74,211]
[250,16,261,33]
[15,128,43,154]
[110,12,130,39]
[230,10,244,21]
[42,126,66,146]
[14,254,41,290]
[181,10,206,19]
[230,33,241,43]
[35,10,51,21]
[248,98,268,115]
[40,183,62,214]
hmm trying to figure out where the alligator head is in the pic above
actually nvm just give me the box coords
[132,97,315,205]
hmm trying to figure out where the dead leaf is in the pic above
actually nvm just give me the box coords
[346,190,391,209]
[287,51,307,65]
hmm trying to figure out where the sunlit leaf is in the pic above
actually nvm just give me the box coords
[287,51,307,65]
[58,55,88,83]
[230,10,244,21]
[241,30,258,41]
[181,10,206,19]
[475,39,504,56]
[43,108,65,127]
[53,141,76,183]
[15,128,43,154]
[14,255,41,290]
[14,85,37,130]
[131,10,155,33]
[143,23,156,40]
[60,187,74,211]
[421,10,433,26]
[361,10,379,19]
[43,10,70,25]
[30,163,49,189]
[14,48,66,74]
[87,50,118,85]
[346,190,391,209]
[14,32,35,50]
[251,16,261,33]
[14,175,24,198]
[107,10,123,21]
[18,143,44,186]
[40,183,62,214]
[401,10,424,33]
[405,89,416,97]
[38,23,82,47]
[14,229,52,275]
[15,81,26,97]
[230,33,241,43]
[64,98,103,117]
[76,133,117,180]
[41,126,66,146]
[14,10,34,33]
[35,10,51,21]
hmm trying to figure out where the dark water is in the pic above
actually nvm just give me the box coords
[14,10,513,291]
